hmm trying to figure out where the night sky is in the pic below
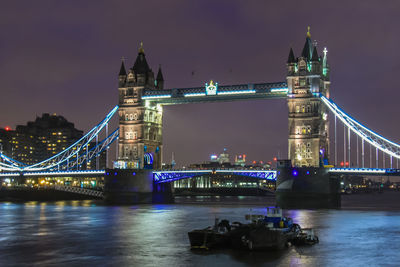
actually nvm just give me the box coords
[1,1,399,167]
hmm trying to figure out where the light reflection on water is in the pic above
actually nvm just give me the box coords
[0,197,399,266]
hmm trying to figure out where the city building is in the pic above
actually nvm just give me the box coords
[0,114,89,166]
[234,154,246,167]
[0,127,13,157]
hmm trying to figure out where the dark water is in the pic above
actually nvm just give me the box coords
[1,194,400,266]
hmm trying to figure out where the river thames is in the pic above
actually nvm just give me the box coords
[0,193,399,266]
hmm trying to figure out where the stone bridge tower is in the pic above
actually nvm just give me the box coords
[287,28,330,167]
[116,43,164,169]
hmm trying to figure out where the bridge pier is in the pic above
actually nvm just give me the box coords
[275,161,341,209]
[103,169,174,204]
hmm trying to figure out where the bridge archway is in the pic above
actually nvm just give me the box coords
[144,153,154,169]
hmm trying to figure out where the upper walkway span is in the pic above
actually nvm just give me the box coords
[141,81,288,104]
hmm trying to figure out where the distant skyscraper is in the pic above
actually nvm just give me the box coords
[234,154,246,167]
[218,148,230,164]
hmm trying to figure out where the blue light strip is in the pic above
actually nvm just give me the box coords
[142,95,171,99]
[0,170,105,177]
[270,88,288,93]
[0,173,20,177]
[184,93,206,97]
[23,170,106,176]
[217,90,256,95]
[329,168,386,174]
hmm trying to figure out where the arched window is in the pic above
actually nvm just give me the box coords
[296,106,300,113]
[302,106,305,113]
[125,114,129,121]
[129,114,134,120]
[306,105,311,113]
[133,113,138,120]
[133,131,137,140]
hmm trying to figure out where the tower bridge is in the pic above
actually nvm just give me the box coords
[1,29,400,206]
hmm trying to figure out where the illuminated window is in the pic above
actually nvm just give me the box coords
[129,114,134,120]
[306,105,311,113]
[302,127,306,134]
[296,106,300,113]
[133,131,137,140]
[125,114,129,121]
[302,106,305,113]
[133,113,138,120]
[307,126,311,133]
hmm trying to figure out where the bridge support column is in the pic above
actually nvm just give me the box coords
[103,169,174,204]
[275,160,341,209]
[152,182,174,204]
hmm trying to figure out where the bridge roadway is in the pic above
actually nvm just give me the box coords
[1,167,400,180]
[141,81,288,104]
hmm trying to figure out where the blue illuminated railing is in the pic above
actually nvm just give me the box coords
[329,168,400,176]
[0,169,106,177]
[153,169,277,183]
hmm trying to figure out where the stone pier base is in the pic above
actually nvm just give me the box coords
[103,169,174,204]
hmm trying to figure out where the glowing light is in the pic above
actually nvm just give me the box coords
[142,95,171,99]
[184,93,206,97]
[205,80,218,95]
[4,126,11,131]
[292,170,298,176]
[217,90,256,95]
[329,168,386,174]
[270,88,288,93]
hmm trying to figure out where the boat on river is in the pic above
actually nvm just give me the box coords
[188,207,318,251]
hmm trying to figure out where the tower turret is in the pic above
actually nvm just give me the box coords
[131,42,155,87]
[118,59,127,86]
[155,65,164,89]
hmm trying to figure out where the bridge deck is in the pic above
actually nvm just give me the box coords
[142,82,288,104]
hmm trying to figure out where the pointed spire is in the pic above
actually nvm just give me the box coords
[301,26,313,60]
[132,42,150,74]
[311,46,319,61]
[156,65,164,81]
[287,48,295,63]
[323,47,328,68]
[138,41,144,54]
[119,57,127,76]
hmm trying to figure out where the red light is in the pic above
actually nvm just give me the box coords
[273,157,277,161]
[252,161,256,164]
[4,126,11,131]
[340,161,344,167]
[345,162,349,166]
